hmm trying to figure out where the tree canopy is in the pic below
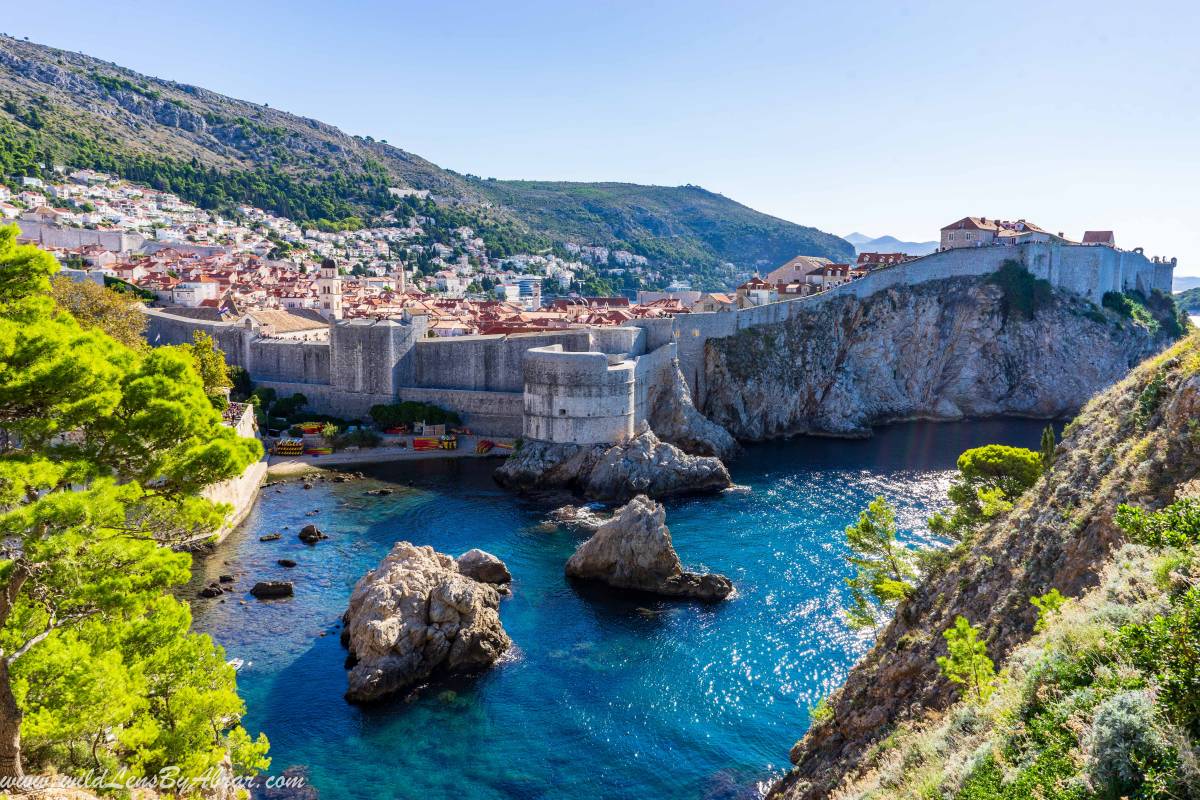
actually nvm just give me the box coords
[0,225,266,783]
[930,445,1043,541]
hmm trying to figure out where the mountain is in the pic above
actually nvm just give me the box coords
[1174,275,1200,293]
[0,35,851,287]
[843,232,938,257]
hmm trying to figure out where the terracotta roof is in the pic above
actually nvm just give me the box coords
[246,309,329,333]
[1082,230,1114,244]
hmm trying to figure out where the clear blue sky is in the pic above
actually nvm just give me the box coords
[7,1,1199,275]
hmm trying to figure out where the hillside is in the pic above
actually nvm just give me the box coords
[770,331,1200,799]
[470,179,853,281]
[1177,285,1200,313]
[0,35,850,285]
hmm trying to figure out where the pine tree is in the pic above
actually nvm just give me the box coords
[842,497,915,630]
[0,226,266,779]
[937,616,997,704]
[1040,425,1057,472]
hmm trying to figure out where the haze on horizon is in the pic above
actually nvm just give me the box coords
[7,0,1198,275]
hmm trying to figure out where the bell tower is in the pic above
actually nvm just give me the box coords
[317,257,343,320]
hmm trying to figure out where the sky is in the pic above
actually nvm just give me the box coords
[5,0,1199,275]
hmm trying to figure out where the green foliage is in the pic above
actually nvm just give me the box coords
[809,696,834,725]
[0,225,266,779]
[841,497,915,630]
[1176,286,1200,315]
[1039,425,1056,472]
[320,421,339,442]
[369,400,462,428]
[50,275,147,351]
[1135,367,1168,427]
[1115,499,1200,549]
[228,365,254,401]
[335,429,382,449]
[1084,690,1175,800]
[937,616,996,705]
[181,329,232,398]
[1103,290,1160,334]
[1030,589,1066,632]
[988,260,1053,319]
[268,392,308,422]
[1120,586,1200,734]
[930,445,1043,540]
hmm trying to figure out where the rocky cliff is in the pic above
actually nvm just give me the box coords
[703,275,1180,439]
[769,331,1200,799]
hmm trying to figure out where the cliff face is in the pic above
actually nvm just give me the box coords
[770,331,1200,799]
[702,276,1176,439]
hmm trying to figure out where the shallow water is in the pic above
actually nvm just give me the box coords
[190,419,1048,800]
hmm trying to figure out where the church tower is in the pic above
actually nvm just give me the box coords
[317,257,343,320]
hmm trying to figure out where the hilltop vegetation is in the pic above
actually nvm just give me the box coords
[0,35,850,286]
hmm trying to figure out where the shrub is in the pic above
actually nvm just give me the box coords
[369,400,462,428]
[988,260,1052,319]
[1084,690,1172,799]
[1103,290,1160,334]
[1031,589,1066,632]
[1120,587,1200,733]
[335,429,382,449]
[1115,499,1200,548]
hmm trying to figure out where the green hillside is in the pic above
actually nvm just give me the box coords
[0,35,849,287]
[1176,286,1200,313]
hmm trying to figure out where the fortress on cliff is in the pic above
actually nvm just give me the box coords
[143,242,1176,444]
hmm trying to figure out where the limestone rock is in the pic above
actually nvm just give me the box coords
[455,549,512,585]
[648,362,738,458]
[702,277,1177,439]
[341,541,512,702]
[298,523,327,544]
[495,428,731,502]
[548,504,607,532]
[564,495,732,601]
[250,581,293,599]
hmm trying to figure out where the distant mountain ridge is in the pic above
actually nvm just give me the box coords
[843,232,938,257]
[0,35,852,287]
[1174,275,1200,293]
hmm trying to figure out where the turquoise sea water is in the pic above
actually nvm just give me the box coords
[190,420,1047,800]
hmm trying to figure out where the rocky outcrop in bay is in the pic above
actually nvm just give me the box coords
[703,276,1178,439]
[565,495,732,601]
[341,542,512,702]
[494,428,731,501]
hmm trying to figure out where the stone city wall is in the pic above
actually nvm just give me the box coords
[17,219,146,252]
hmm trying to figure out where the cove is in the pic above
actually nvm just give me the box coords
[189,419,1048,800]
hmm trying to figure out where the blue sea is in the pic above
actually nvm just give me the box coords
[189,419,1047,800]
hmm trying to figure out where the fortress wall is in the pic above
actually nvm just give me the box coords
[330,319,423,396]
[253,380,395,420]
[588,325,645,356]
[248,339,330,384]
[629,317,678,352]
[632,342,679,428]
[142,308,250,367]
[17,219,145,252]
[398,387,523,437]
[522,345,637,445]
[413,330,594,392]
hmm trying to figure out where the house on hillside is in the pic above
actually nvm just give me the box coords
[694,292,736,312]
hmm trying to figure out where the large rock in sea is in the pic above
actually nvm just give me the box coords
[495,428,732,502]
[341,542,512,702]
[565,495,732,601]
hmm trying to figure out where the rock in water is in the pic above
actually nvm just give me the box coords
[495,428,731,502]
[250,581,294,599]
[341,542,512,702]
[455,549,512,585]
[298,524,327,544]
[565,495,732,601]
